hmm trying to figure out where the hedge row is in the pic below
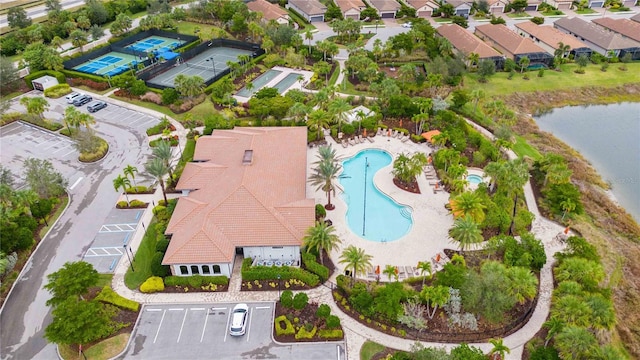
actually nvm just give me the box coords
[318,329,343,339]
[295,325,317,340]
[274,315,295,336]
[164,275,229,287]
[301,252,329,282]
[44,84,72,98]
[60,69,108,83]
[24,70,66,89]
[95,286,140,311]
[176,40,202,54]
[241,258,319,286]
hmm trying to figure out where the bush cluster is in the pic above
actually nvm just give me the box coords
[274,315,295,336]
[301,253,329,282]
[68,77,110,91]
[241,258,320,286]
[295,325,317,340]
[318,329,343,339]
[95,286,140,311]
[140,276,165,293]
[164,275,229,287]
[44,84,72,98]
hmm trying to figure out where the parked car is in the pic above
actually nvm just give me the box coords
[87,101,107,113]
[229,303,249,336]
[401,22,412,28]
[65,92,83,104]
[73,95,92,107]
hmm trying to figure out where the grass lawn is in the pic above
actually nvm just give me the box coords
[328,62,341,87]
[433,18,453,23]
[109,94,179,120]
[340,78,371,97]
[287,9,315,32]
[512,135,542,160]
[575,8,597,14]
[175,21,232,40]
[97,274,114,288]
[59,333,130,360]
[507,12,530,18]
[124,220,160,290]
[360,341,385,360]
[181,98,216,123]
[465,62,640,97]
[541,10,564,15]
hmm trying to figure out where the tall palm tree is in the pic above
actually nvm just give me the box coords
[328,98,351,134]
[123,165,138,188]
[287,102,309,124]
[145,158,169,204]
[305,29,313,54]
[113,175,131,205]
[152,140,174,185]
[302,221,341,265]
[63,106,81,135]
[339,245,373,286]
[314,145,341,165]
[417,261,432,286]
[448,215,483,251]
[488,338,510,360]
[450,191,486,223]
[382,265,398,282]
[308,159,341,210]
[307,109,330,140]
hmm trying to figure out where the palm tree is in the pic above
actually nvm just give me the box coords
[314,145,341,165]
[307,110,331,140]
[63,106,81,135]
[554,326,597,360]
[339,245,373,286]
[392,153,428,186]
[449,191,486,223]
[287,102,309,124]
[302,221,341,265]
[543,316,564,347]
[560,198,576,221]
[507,267,538,304]
[382,265,398,282]
[152,140,174,186]
[488,338,510,360]
[468,52,480,69]
[20,96,49,121]
[417,261,432,286]
[123,165,138,188]
[305,29,313,54]
[113,175,131,205]
[145,158,169,204]
[246,81,255,96]
[328,98,351,134]
[470,88,485,112]
[518,56,530,73]
[309,158,341,210]
[449,215,483,251]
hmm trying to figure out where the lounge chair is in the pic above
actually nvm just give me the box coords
[357,135,364,143]
[341,139,348,148]
[367,136,374,143]
[428,181,439,185]
[349,138,356,146]
[391,130,397,138]
[376,128,383,136]
[401,135,410,143]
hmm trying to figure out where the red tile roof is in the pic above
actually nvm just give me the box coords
[163,127,315,265]
[335,0,366,12]
[555,17,640,50]
[437,24,502,58]
[592,17,640,43]
[247,0,289,21]
[475,24,547,55]
[515,22,589,50]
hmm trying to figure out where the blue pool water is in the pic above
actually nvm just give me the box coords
[467,174,483,185]
[236,69,282,97]
[273,73,302,94]
[340,149,413,242]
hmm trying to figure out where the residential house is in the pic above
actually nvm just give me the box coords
[485,0,509,13]
[335,0,367,20]
[546,0,573,10]
[436,24,505,68]
[523,0,542,11]
[163,127,315,277]
[554,17,640,59]
[287,0,327,22]
[444,0,472,18]
[405,0,439,17]
[592,18,640,43]
[515,22,592,58]
[474,24,554,66]
[366,0,402,18]
[246,0,291,25]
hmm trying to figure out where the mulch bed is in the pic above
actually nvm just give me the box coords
[273,301,345,343]
[161,284,229,293]
[393,178,421,194]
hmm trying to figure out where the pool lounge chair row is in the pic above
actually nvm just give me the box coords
[365,265,424,281]
[341,135,375,148]
[375,128,411,142]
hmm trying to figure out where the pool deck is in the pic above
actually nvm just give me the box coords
[234,66,313,103]
[307,134,455,282]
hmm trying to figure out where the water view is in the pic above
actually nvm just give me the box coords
[534,102,640,222]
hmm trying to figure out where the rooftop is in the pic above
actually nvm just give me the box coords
[405,0,439,9]
[368,0,402,11]
[475,24,548,55]
[288,0,327,15]
[437,24,503,58]
[592,17,640,43]
[246,0,289,21]
[334,0,366,11]
[554,17,640,50]
[515,22,589,50]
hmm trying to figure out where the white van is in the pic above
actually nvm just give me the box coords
[65,92,83,104]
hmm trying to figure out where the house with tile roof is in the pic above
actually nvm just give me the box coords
[247,0,291,25]
[163,127,315,277]
[335,0,367,19]
[515,22,592,58]
[444,0,472,17]
[287,0,327,22]
[523,0,543,11]
[554,17,640,59]
[474,24,553,66]
[366,0,402,18]
[485,0,509,13]
[546,0,573,9]
[436,24,505,68]
[592,17,640,43]
[405,0,439,17]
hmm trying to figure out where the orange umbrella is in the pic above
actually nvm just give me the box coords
[375,265,380,274]
[394,266,399,275]
[363,128,367,137]
[399,119,403,127]
[436,253,441,262]
[387,129,391,136]
[421,130,441,143]
[564,226,570,235]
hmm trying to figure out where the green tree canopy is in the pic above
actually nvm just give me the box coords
[44,261,99,307]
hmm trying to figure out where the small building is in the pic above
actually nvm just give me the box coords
[344,105,376,123]
[405,0,439,17]
[335,0,367,20]
[546,0,573,10]
[475,24,554,66]
[366,0,402,18]
[31,75,59,91]
[436,24,505,68]
[592,18,640,44]
[246,0,291,25]
[515,22,592,58]
[554,17,640,59]
[444,0,472,18]
[287,0,327,22]
[163,127,315,277]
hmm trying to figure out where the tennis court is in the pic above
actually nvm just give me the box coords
[73,52,139,76]
[146,46,254,88]
[126,35,185,54]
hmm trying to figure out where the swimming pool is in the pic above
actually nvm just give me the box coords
[273,73,302,94]
[467,174,484,185]
[236,69,283,97]
[340,149,413,242]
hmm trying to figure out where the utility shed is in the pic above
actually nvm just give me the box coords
[31,76,59,91]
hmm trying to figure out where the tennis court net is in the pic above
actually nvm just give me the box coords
[185,62,213,72]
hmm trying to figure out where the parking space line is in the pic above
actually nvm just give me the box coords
[70,177,83,190]
[246,309,253,342]
[176,309,188,343]
[168,308,184,311]
[191,308,205,311]
[255,306,270,309]
[224,310,232,342]
[153,310,167,344]
[146,309,162,312]
[200,308,209,343]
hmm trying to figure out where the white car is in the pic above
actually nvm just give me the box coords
[401,23,412,28]
[229,303,249,336]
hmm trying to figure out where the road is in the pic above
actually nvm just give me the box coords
[0,0,85,28]
[0,95,156,360]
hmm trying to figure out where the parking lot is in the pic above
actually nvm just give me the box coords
[122,303,344,360]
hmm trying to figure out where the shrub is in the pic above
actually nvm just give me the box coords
[295,325,317,340]
[315,203,326,219]
[126,185,149,194]
[152,205,167,215]
[241,257,320,286]
[155,239,170,252]
[95,286,140,311]
[151,251,170,277]
[146,118,173,136]
[531,16,544,25]
[326,315,341,329]
[162,88,179,105]
[44,84,72,98]
[141,91,162,104]
[164,275,228,286]
[128,199,147,208]
[280,290,294,308]
[342,123,355,136]
[301,252,329,282]
[316,304,331,318]
[335,274,352,295]
[67,77,110,91]
[140,276,165,293]
[318,329,343,339]
[293,292,309,310]
[274,315,295,335]
[78,136,109,163]
[117,200,129,208]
